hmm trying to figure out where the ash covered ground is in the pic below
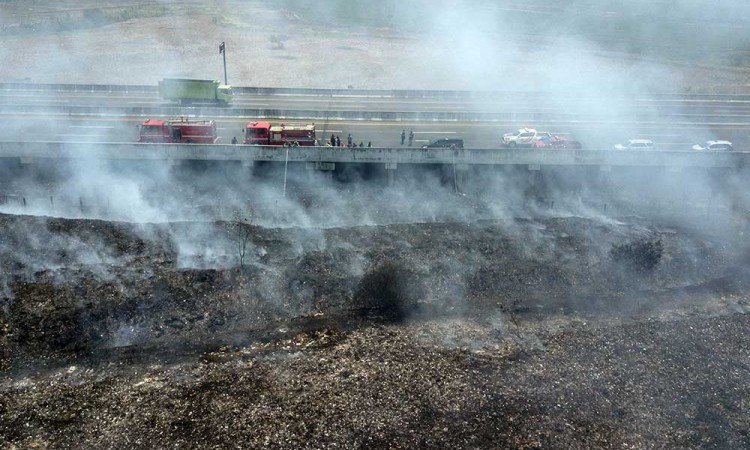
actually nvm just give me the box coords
[3,0,750,445]
[2,187,750,448]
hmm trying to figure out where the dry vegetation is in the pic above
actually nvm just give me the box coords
[1,0,749,92]
[2,2,750,448]
[1,212,750,448]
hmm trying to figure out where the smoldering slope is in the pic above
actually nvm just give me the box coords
[3,155,750,367]
[0,150,747,267]
[1,1,749,325]
[0,153,731,225]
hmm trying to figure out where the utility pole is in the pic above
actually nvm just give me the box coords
[219,41,227,85]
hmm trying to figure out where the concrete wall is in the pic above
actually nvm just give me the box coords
[0,104,745,125]
[4,82,750,101]
[0,141,745,168]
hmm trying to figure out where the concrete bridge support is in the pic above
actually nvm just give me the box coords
[527,164,541,186]
[306,162,335,181]
[598,165,612,194]
[454,164,469,194]
[385,162,397,186]
[242,159,255,179]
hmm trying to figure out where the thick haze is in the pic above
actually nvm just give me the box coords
[0,0,749,269]
[3,6,750,448]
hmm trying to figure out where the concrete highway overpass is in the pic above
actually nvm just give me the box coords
[0,142,747,169]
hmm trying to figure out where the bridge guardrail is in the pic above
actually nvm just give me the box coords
[3,83,750,102]
[1,104,748,125]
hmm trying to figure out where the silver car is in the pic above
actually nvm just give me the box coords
[614,139,654,151]
[692,140,733,151]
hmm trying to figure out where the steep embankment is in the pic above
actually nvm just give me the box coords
[2,213,750,448]
[1,213,747,364]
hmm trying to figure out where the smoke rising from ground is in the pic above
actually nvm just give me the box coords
[4,4,750,448]
[1,154,747,269]
[0,0,748,348]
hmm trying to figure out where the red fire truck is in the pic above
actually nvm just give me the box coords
[243,121,317,146]
[138,117,218,143]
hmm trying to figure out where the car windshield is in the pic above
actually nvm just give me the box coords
[247,128,267,138]
[141,125,161,135]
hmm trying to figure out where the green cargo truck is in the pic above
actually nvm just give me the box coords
[158,78,233,106]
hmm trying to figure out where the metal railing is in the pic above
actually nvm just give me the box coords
[3,82,750,102]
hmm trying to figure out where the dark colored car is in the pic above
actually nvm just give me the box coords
[533,135,583,150]
[422,138,464,149]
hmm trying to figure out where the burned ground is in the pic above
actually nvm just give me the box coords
[1,211,750,448]
[2,1,750,446]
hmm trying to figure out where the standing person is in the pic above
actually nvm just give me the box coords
[231,136,238,145]
[400,129,406,145]
[408,130,414,146]
[359,142,364,147]
[347,133,353,147]
[367,141,372,148]
[330,134,336,147]
[335,135,341,147]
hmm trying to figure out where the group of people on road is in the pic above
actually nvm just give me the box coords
[328,129,419,147]
[400,129,414,146]
[327,129,418,147]
[234,129,420,148]
[330,129,424,148]
[329,133,371,148]
[233,131,417,147]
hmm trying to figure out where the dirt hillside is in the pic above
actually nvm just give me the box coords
[2,212,750,448]
[1,1,749,92]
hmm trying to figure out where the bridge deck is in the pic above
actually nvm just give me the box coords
[0,141,745,168]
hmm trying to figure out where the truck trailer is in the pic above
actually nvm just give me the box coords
[158,78,233,106]
[138,117,218,144]
[244,121,317,146]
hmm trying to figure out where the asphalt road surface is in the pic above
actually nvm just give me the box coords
[4,89,750,116]
[1,86,749,149]
[2,115,749,151]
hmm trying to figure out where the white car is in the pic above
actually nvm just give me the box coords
[692,140,733,151]
[614,139,654,151]
[502,128,551,148]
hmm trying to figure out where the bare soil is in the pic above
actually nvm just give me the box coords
[1,1,749,92]
[3,2,750,448]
